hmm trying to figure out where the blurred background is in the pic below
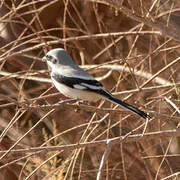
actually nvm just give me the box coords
[0,0,180,179]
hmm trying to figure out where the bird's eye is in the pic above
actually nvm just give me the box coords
[46,55,52,60]
[45,54,57,64]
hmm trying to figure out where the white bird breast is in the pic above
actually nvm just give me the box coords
[51,77,102,102]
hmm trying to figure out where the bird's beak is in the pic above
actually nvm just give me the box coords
[42,56,47,62]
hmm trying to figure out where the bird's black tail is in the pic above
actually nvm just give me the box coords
[105,94,151,119]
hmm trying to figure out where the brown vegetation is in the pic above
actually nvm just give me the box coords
[0,0,180,179]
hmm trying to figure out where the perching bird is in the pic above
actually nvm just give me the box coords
[43,48,150,119]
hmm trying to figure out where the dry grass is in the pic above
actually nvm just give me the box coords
[0,0,180,179]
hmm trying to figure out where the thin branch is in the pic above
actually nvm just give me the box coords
[164,97,180,114]
[0,129,180,155]
[0,70,51,83]
[0,110,55,161]
[1,83,179,109]
[96,140,112,180]
[0,31,161,61]
[162,172,180,180]
[0,110,25,143]
[0,63,173,85]
[89,0,180,41]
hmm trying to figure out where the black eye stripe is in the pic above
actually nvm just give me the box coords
[46,55,58,64]
[46,55,52,59]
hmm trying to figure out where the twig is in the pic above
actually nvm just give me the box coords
[0,110,25,143]
[0,63,173,85]
[161,172,180,180]
[0,110,55,161]
[0,129,180,155]
[89,0,180,41]
[21,101,141,114]
[164,97,180,114]
[114,83,180,95]
[0,31,161,61]
[96,140,112,180]
[1,83,179,109]
[0,70,51,83]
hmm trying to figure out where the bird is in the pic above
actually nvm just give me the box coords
[42,48,151,119]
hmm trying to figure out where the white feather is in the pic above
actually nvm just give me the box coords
[73,84,87,90]
[81,83,102,90]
